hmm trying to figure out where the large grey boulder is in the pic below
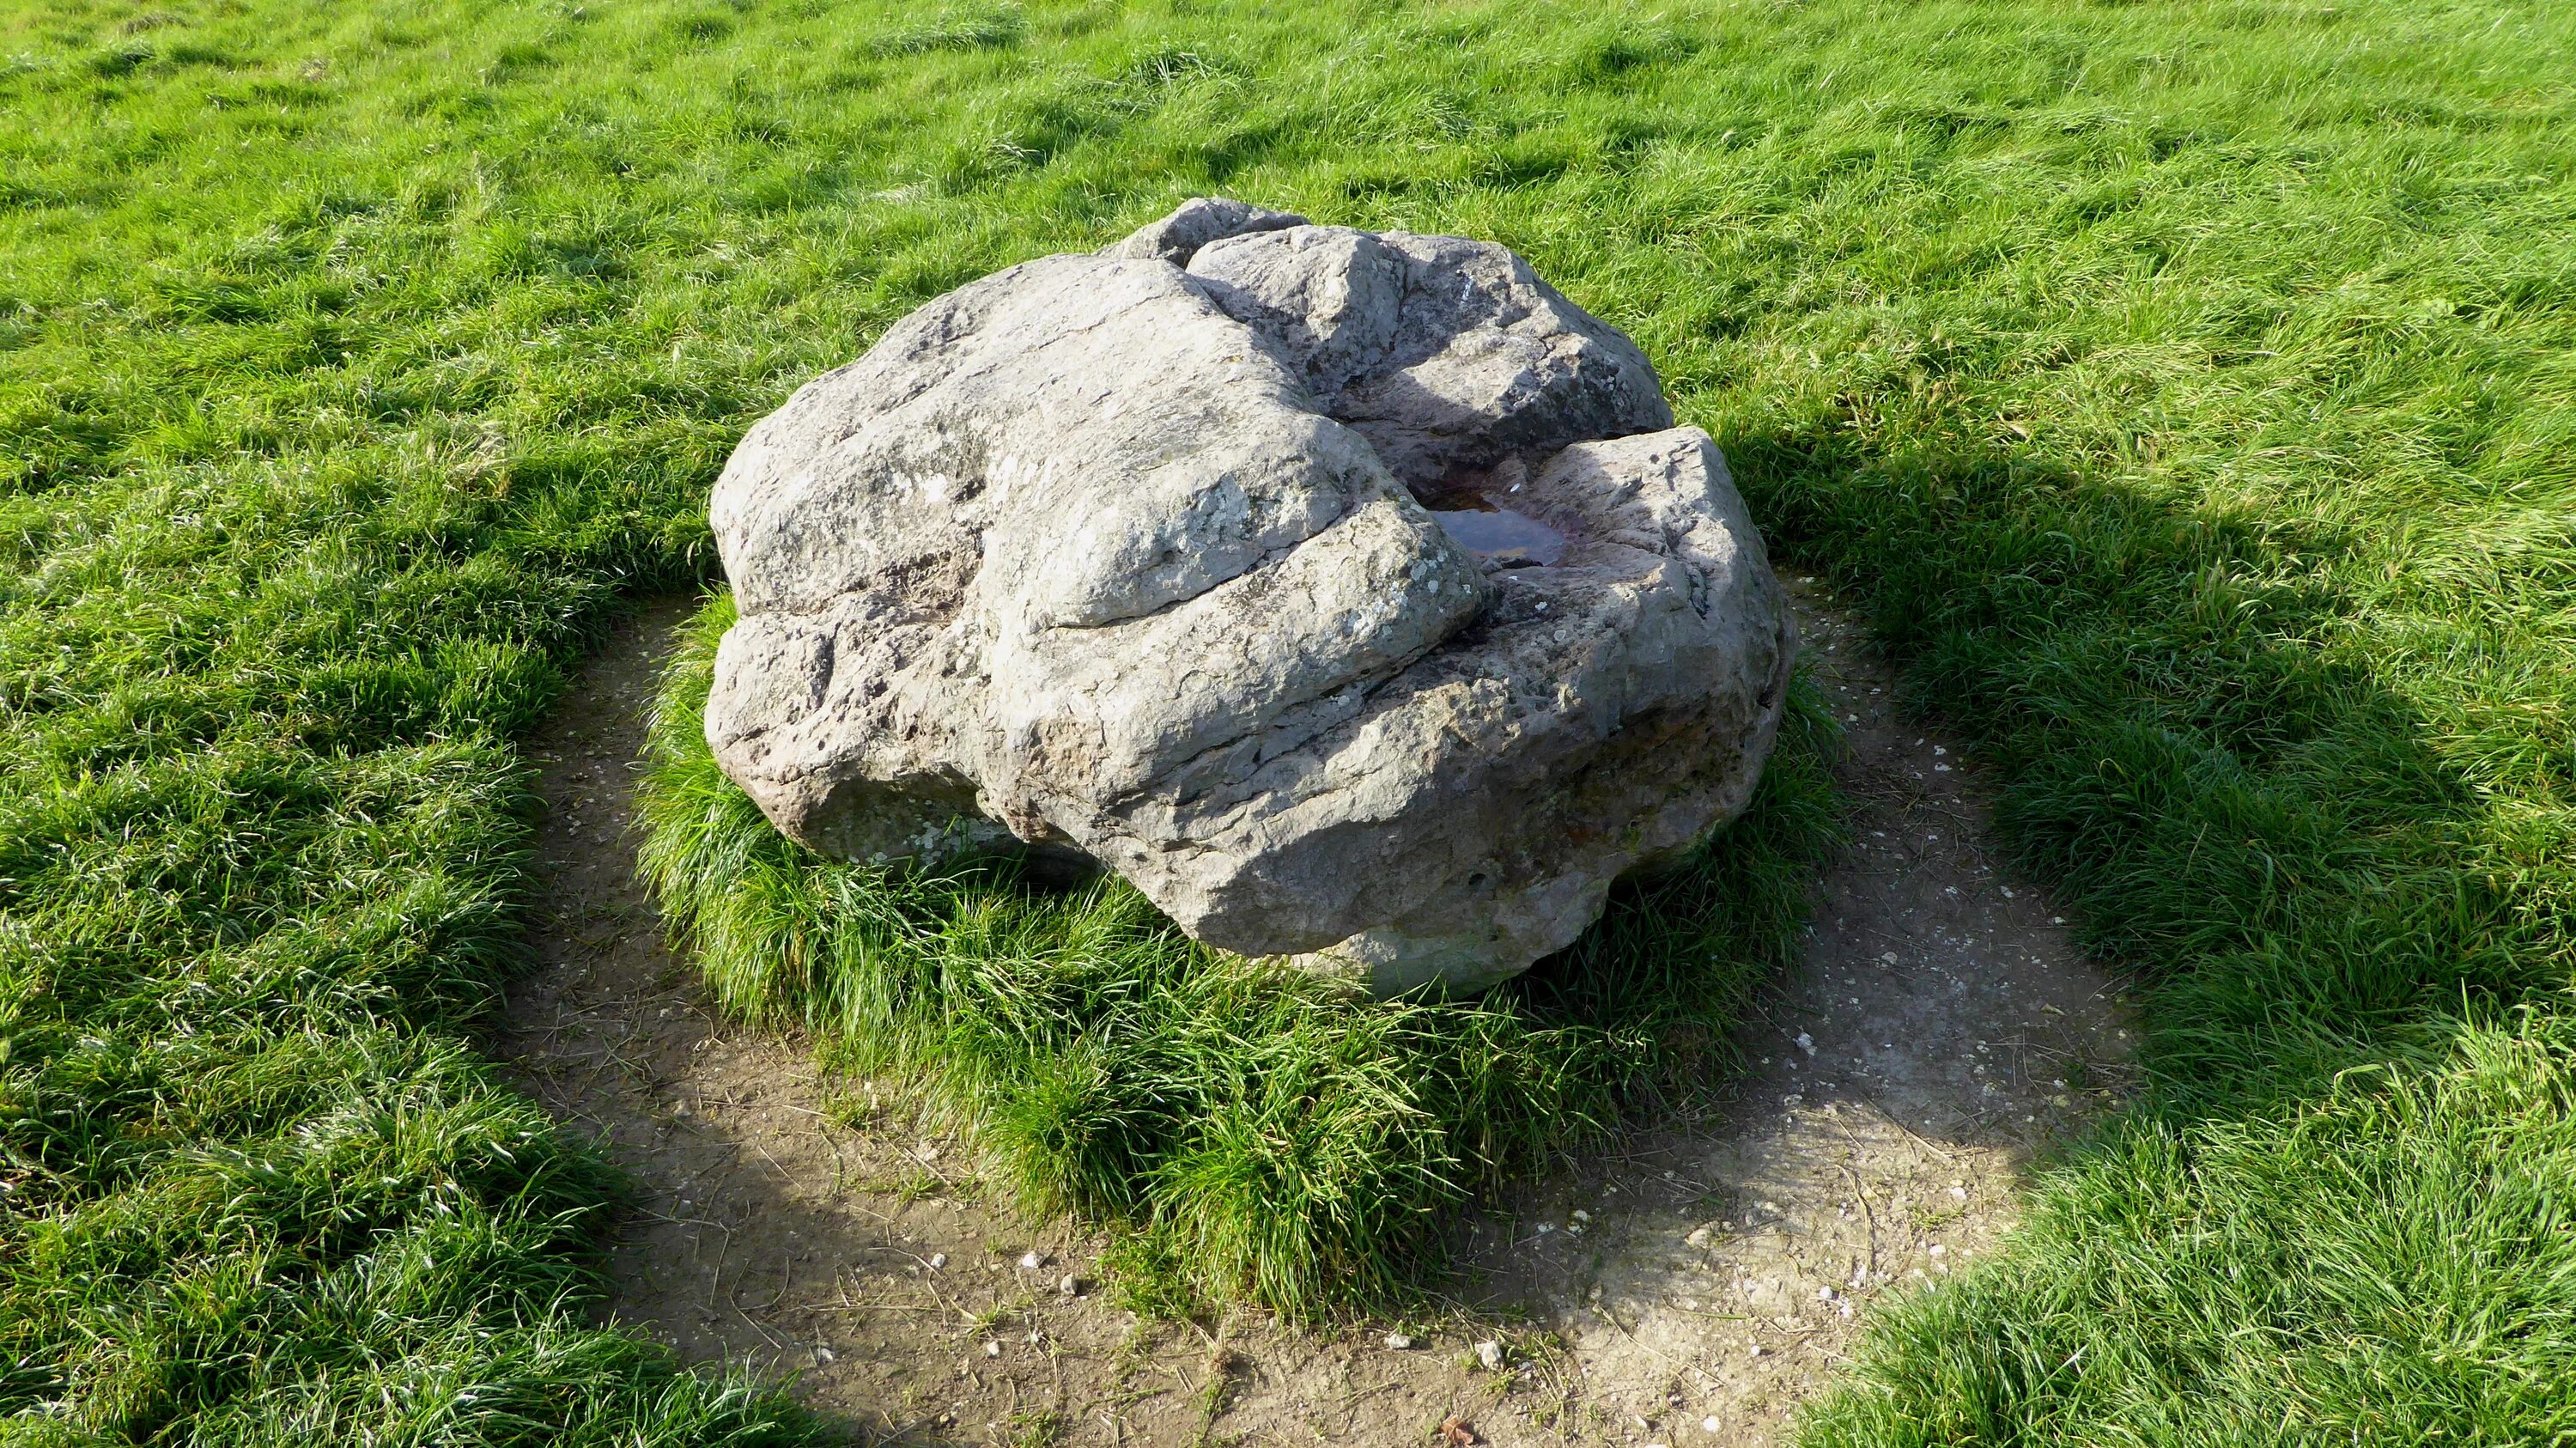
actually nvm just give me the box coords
[705,200,1795,994]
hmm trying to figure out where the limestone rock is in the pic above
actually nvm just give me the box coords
[705,199,1795,993]
[1103,196,1306,265]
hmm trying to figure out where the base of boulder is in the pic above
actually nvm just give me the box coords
[703,200,1795,995]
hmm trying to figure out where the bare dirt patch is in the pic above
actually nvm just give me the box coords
[492,586,2130,1446]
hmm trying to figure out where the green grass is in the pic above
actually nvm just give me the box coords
[3,0,2573,1439]
[1805,1020,2576,1445]
[637,594,1836,1318]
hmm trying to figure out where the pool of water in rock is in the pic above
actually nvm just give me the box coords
[1432,508,1569,566]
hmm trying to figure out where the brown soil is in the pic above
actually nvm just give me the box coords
[491,585,2131,1447]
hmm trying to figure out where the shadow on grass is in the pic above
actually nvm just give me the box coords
[1729,419,2560,1109]
[1722,423,2576,1443]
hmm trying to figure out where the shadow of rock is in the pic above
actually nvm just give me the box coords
[1726,417,2549,1109]
[1449,586,2133,1445]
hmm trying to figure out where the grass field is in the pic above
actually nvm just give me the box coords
[4,0,2573,1440]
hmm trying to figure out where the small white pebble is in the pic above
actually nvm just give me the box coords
[927,1253,948,1269]
[1018,1250,1046,1270]
[1476,1340,1506,1372]
[1703,1416,1724,1433]
[983,1341,1001,1357]
[1384,1332,1415,1351]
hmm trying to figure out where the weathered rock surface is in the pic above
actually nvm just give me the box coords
[705,200,1795,993]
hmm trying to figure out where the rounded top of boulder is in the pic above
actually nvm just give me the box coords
[1102,196,1308,265]
[703,199,1793,994]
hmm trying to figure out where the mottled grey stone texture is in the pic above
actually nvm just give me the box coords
[705,200,1795,993]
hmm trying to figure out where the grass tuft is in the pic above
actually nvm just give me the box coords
[868,4,1028,59]
[637,592,1843,1318]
